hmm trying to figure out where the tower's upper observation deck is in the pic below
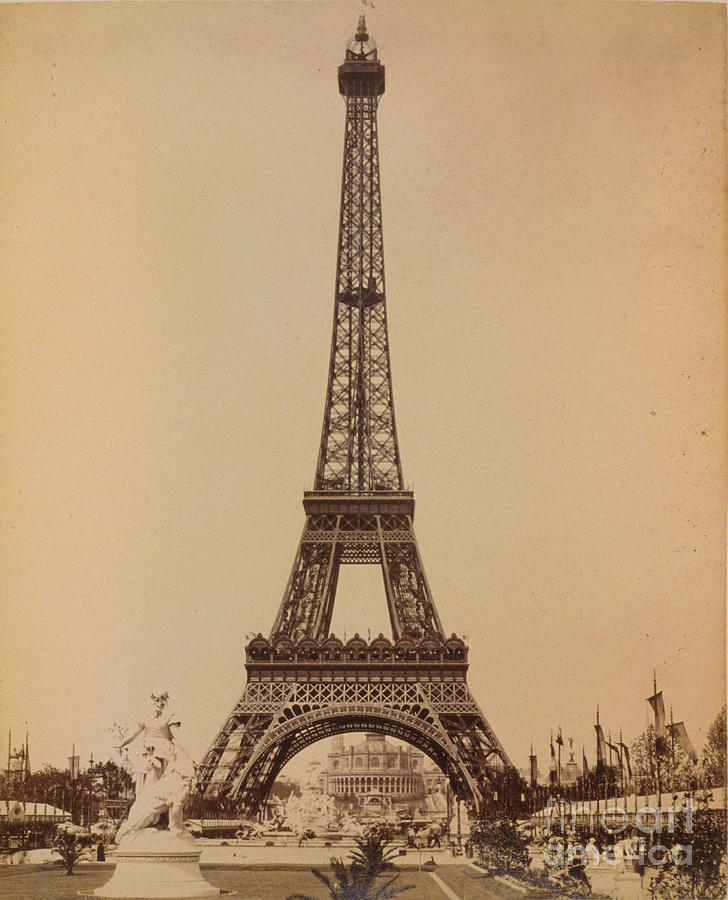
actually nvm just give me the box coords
[338,15,385,97]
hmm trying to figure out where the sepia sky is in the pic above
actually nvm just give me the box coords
[1,0,725,781]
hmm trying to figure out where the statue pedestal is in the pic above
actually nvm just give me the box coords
[613,870,642,900]
[585,863,616,898]
[93,828,222,898]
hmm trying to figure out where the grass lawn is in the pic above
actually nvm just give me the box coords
[0,863,454,899]
[434,864,548,899]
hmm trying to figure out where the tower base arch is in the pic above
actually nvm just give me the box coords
[198,636,515,819]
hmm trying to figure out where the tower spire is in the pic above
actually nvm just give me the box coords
[270,18,443,643]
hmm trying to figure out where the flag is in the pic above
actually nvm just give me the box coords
[549,733,557,783]
[582,749,589,778]
[68,755,80,781]
[667,721,698,763]
[556,728,564,747]
[595,723,607,767]
[618,742,632,778]
[529,753,538,789]
[607,733,617,766]
[648,690,667,753]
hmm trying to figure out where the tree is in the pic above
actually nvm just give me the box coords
[471,816,530,874]
[632,725,660,795]
[87,759,134,800]
[702,706,726,788]
[470,812,589,898]
[16,765,66,804]
[287,829,413,900]
[51,824,91,875]
[570,763,619,801]
[631,725,701,795]
[649,809,727,899]
[15,758,133,825]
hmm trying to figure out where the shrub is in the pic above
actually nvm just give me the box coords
[287,828,413,900]
[649,810,727,899]
[52,824,91,875]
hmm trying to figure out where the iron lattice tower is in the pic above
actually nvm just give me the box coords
[198,17,515,816]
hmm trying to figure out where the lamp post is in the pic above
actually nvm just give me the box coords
[453,746,462,854]
[445,779,451,829]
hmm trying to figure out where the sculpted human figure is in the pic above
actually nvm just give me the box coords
[116,692,195,840]
[94,694,221,899]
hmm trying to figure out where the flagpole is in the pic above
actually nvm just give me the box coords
[558,738,561,789]
[646,724,653,808]
[595,707,600,817]
[608,730,614,803]
[71,742,75,824]
[557,731,562,789]
[653,671,662,807]
[670,704,676,791]
[549,731,556,790]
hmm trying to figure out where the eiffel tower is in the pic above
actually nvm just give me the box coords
[198,16,514,816]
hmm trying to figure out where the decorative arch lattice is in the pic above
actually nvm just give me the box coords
[228,707,485,818]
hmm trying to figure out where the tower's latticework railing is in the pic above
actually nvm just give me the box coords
[197,17,516,817]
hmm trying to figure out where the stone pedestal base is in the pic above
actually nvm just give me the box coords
[93,828,222,898]
[585,863,616,898]
[614,870,642,900]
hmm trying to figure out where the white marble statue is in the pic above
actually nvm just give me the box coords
[116,692,195,840]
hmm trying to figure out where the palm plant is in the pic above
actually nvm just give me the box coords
[287,829,413,900]
[52,824,91,875]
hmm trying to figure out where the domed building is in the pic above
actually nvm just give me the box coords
[319,734,445,820]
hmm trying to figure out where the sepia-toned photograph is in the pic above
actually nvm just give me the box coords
[1,1,725,897]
